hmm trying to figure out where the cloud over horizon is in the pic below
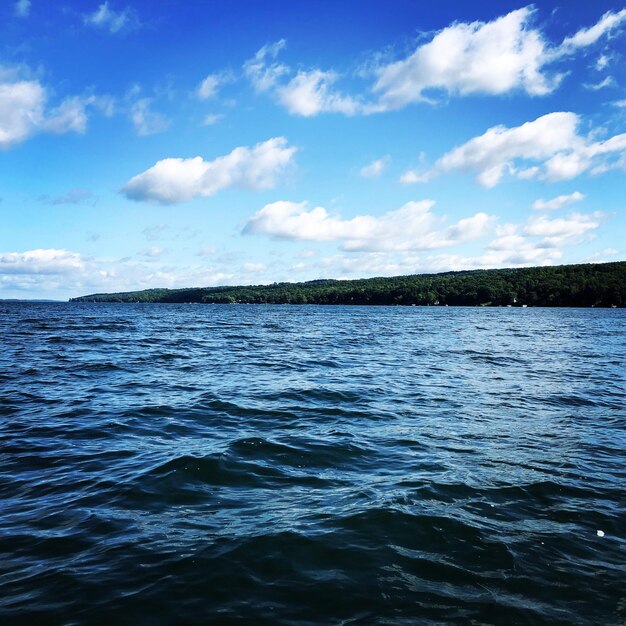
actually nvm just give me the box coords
[243,199,494,251]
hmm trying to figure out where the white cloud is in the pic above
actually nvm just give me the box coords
[360,156,390,178]
[532,191,584,211]
[0,75,102,149]
[84,2,138,34]
[242,262,266,273]
[584,76,615,90]
[243,39,289,92]
[403,112,626,187]
[449,211,602,271]
[241,9,626,116]
[586,247,619,262]
[0,208,608,299]
[372,8,626,110]
[612,99,626,108]
[43,96,95,134]
[0,80,45,148]
[404,211,602,271]
[524,212,603,246]
[0,242,262,298]
[595,55,610,70]
[312,208,604,277]
[560,9,626,51]
[399,169,434,185]
[14,0,30,17]
[0,248,243,298]
[373,8,558,109]
[314,243,562,278]
[243,199,494,251]
[276,69,361,117]
[197,75,221,100]
[0,249,84,275]
[122,137,297,204]
[244,41,362,116]
[543,131,626,181]
[201,113,223,126]
[130,98,169,136]
[197,72,232,100]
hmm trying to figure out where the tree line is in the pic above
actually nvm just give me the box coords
[70,261,626,307]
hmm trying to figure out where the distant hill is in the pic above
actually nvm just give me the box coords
[70,261,626,307]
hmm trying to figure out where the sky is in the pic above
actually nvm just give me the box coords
[1,0,625,300]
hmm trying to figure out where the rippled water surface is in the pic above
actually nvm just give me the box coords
[1,303,625,625]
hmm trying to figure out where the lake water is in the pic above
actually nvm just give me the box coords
[1,303,625,625]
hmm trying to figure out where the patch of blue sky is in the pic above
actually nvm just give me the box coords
[0,0,624,298]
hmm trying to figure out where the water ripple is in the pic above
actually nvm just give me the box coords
[0,303,625,625]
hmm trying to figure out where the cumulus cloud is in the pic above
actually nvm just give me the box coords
[532,191,584,211]
[524,212,603,246]
[130,98,169,136]
[360,156,390,178]
[84,2,139,34]
[479,211,603,266]
[241,9,626,116]
[373,8,556,108]
[0,79,45,148]
[243,199,494,251]
[244,40,362,116]
[372,8,626,110]
[0,249,84,275]
[339,210,603,275]
[402,112,626,187]
[0,74,103,149]
[276,69,361,117]
[313,241,565,278]
[14,0,30,17]
[122,137,297,204]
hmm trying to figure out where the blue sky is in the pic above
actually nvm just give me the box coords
[1,0,625,299]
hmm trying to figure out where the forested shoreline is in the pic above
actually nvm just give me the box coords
[70,261,626,307]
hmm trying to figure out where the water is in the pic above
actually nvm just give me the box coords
[1,303,625,625]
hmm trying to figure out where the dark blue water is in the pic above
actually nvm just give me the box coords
[1,303,625,625]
